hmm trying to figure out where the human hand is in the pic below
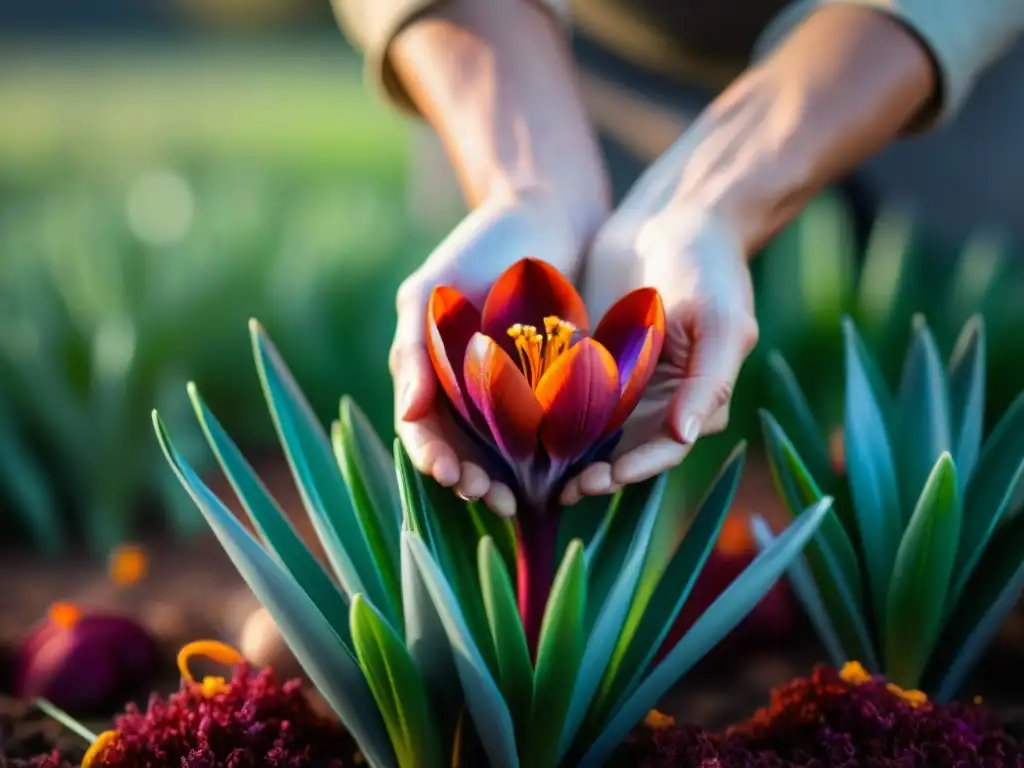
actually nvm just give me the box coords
[393,188,594,516]
[560,206,758,505]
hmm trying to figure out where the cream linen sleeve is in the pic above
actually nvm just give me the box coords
[331,0,570,115]
[756,0,1024,127]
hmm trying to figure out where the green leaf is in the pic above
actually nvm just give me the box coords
[188,384,352,646]
[583,482,654,630]
[250,320,398,622]
[842,317,902,632]
[884,453,961,690]
[153,412,395,768]
[765,351,833,488]
[468,502,517,577]
[405,532,519,768]
[929,512,1024,700]
[947,316,986,481]
[395,439,432,545]
[478,536,533,738]
[559,475,666,759]
[589,445,745,730]
[750,515,845,667]
[578,497,832,768]
[895,317,952,520]
[524,540,586,768]
[955,392,1024,601]
[422,479,497,675]
[351,594,443,768]
[760,410,877,670]
[401,530,460,755]
[335,396,402,570]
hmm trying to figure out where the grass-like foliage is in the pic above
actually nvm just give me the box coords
[757,313,1024,698]
[153,320,830,767]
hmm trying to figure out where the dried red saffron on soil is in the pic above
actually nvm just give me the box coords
[87,663,357,767]
[613,665,1024,767]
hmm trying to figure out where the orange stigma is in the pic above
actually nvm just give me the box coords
[108,543,148,587]
[47,602,81,631]
[177,640,245,697]
[507,315,576,389]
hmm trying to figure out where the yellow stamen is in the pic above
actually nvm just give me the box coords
[81,729,118,768]
[644,709,676,730]
[506,315,576,390]
[177,640,245,693]
[974,695,984,705]
[108,544,148,587]
[839,660,872,686]
[886,683,928,708]
[48,602,81,631]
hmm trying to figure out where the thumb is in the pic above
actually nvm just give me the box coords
[668,311,758,442]
[391,293,437,423]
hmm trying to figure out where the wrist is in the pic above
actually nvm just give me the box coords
[665,3,934,256]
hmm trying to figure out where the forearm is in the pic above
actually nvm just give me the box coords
[661,4,936,255]
[390,0,609,243]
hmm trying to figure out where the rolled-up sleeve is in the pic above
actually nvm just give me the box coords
[756,0,1024,127]
[332,0,571,116]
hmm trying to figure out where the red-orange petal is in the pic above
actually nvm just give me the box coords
[481,259,589,360]
[463,333,544,461]
[535,338,620,462]
[593,287,665,385]
[427,286,481,422]
[604,326,660,433]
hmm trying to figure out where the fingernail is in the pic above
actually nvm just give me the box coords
[681,416,701,444]
[457,491,481,502]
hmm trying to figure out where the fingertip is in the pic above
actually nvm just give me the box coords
[560,479,582,507]
[611,439,689,485]
[485,483,516,518]
[456,462,490,500]
[578,462,614,496]
[432,454,461,487]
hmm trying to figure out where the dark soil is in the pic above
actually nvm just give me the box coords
[3,456,1024,764]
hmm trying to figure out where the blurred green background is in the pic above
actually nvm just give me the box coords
[1,5,1022,556]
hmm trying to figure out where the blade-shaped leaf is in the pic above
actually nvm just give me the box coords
[189,384,352,645]
[588,445,745,730]
[842,317,902,632]
[765,351,833,488]
[929,512,1024,700]
[559,475,666,759]
[469,502,517,577]
[351,594,443,768]
[250,321,397,621]
[153,413,395,768]
[524,540,585,768]
[947,316,986,482]
[423,478,498,674]
[336,396,402,568]
[402,529,460,757]
[578,497,832,768]
[760,410,877,669]
[956,392,1024,596]
[395,440,433,546]
[405,532,518,768]
[884,453,961,690]
[750,515,845,667]
[0,419,64,555]
[895,317,951,520]
[478,536,533,736]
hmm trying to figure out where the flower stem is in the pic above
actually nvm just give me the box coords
[516,512,560,659]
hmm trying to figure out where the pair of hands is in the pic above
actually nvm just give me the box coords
[391,185,758,517]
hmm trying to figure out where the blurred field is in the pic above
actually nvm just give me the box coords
[1,40,1022,555]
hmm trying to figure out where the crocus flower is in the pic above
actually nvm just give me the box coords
[13,603,159,715]
[427,258,665,650]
